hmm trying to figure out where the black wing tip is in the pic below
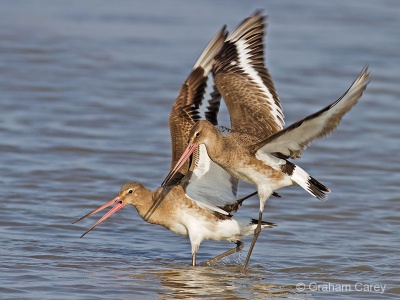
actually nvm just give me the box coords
[220,24,228,37]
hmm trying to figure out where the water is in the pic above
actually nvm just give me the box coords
[1,0,399,299]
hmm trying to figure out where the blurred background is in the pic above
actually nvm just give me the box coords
[0,1,399,299]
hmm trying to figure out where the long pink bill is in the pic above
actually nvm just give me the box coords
[79,200,125,238]
[72,196,120,224]
[161,143,198,187]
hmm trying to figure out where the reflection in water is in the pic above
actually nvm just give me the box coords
[128,262,302,299]
[1,0,399,299]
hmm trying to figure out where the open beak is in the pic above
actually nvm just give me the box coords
[72,196,125,238]
[161,143,197,187]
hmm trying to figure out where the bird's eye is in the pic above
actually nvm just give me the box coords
[195,132,200,137]
[128,189,133,194]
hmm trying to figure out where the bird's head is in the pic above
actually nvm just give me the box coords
[72,182,147,238]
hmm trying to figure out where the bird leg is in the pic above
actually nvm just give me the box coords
[222,192,258,213]
[235,192,258,208]
[192,253,196,267]
[235,191,280,208]
[191,244,199,266]
[242,211,263,271]
[221,191,280,213]
[200,241,244,266]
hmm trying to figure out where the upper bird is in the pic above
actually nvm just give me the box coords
[163,13,370,270]
[73,14,277,267]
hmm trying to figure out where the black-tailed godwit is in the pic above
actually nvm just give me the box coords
[73,19,277,267]
[163,12,370,270]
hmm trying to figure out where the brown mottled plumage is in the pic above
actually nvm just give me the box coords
[161,11,289,270]
[168,26,228,183]
[164,16,370,270]
[73,17,278,267]
[73,182,276,267]
[213,11,284,139]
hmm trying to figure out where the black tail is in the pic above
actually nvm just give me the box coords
[308,176,330,200]
[251,219,277,227]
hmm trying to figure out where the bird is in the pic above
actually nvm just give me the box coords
[73,182,276,266]
[163,11,285,269]
[162,14,370,270]
[73,16,279,267]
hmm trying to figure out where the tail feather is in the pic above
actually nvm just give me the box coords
[250,219,277,228]
[308,175,330,199]
[291,165,330,200]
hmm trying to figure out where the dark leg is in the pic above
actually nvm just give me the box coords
[236,192,258,207]
[242,211,263,271]
[221,192,257,213]
[222,192,280,213]
[200,241,244,266]
[237,191,280,205]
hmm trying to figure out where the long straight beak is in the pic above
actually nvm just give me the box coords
[162,143,198,187]
[79,200,125,238]
[72,195,125,238]
[72,196,120,224]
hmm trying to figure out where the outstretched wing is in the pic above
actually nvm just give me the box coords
[213,10,284,139]
[168,26,228,184]
[167,27,239,215]
[254,67,370,159]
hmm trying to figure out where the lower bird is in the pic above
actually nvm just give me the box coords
[73,182,275,266]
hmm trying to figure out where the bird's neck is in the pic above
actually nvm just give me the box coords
[134,187,169,226]
[202,130,227,162]
[132,188,155,221]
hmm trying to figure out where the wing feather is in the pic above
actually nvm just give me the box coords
[254,67,370,158]
[213,10,284,139]
[168,27,227,184]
